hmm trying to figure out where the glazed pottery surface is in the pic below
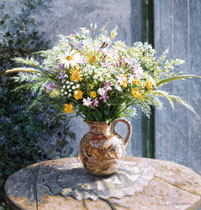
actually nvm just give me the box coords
[79,118,132,175]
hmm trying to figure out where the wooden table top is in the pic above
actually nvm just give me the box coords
[4,157,201,210]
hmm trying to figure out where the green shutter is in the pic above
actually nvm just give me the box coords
[142,0,155,158]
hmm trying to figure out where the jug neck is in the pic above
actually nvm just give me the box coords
[85,121,110,134]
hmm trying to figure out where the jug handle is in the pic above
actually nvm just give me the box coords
[110,118,132,146]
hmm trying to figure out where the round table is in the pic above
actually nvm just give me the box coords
[5,157,201,210]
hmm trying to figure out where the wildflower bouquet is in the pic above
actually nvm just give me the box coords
[6,25,201,124]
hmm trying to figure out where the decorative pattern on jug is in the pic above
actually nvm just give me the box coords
[79,119,132,175]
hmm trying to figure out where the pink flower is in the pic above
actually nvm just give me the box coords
[115,62,120,68]
[66,34,74,39]
[128,75,134,84]
[98,48,105,53]
[103,62,111,67]
[80,27,90,34]
[83,97,92,107]
[99,92,109,103]
[131,64,143,80]
[124,57,132,65]
[93,98,99,107]
[103,81,112,92]
[80,56,87,64]
[110,49,118,57]
[99,48,103,53]
[117,74,127,85]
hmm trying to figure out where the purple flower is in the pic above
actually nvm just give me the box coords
[93,98,99,108]
[57,63,65,70]
[99,92,109,103]
[46,81,56,92]
[77,41,84,49]
[50,69,56,74]
[83,97,92,107]
[59,71,66,83]
[103,81,112,92]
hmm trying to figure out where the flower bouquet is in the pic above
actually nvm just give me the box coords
[5,24,201,175]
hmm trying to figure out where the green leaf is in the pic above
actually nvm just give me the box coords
[150,90,198,116]
[5,67,42,75]
[156,75,201,87]
[13,83,33,92]
[94,111,102,122]
[104,110,110,116]
[13,57,43,69]
[169,95,198,116]
[26,94,45,112]
[150,90,174,108]
[85,110,93,121]
[110,97,125,105]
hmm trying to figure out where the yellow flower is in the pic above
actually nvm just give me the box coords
[141,57,148,63]
[89,84,94,89]
[64,104,74,114]
[49,89,60,98]
[131,48,142,57]
[74,65,79,71]
[133,78,140,86]
[106,56,110,60]
[131,88,141,98]
[146,81,153,90]
[122,81,128,88]
[90,91,96,98]
[110,28,117,38]
[70,65,82,82]
[121,75,128,88]
[87,55,96,64]
[74,90,83,100]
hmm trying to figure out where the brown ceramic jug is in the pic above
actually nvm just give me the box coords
[79,118,132,175]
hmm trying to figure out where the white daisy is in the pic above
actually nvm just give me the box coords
[58,50,81,68]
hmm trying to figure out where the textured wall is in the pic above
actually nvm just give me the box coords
[36,0,143,157]
[4,0,143,157]
[154,0,201,175]
[34,0,143,157]
[35,0,132,45]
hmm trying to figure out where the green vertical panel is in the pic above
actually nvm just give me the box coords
[142,0,155,158]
